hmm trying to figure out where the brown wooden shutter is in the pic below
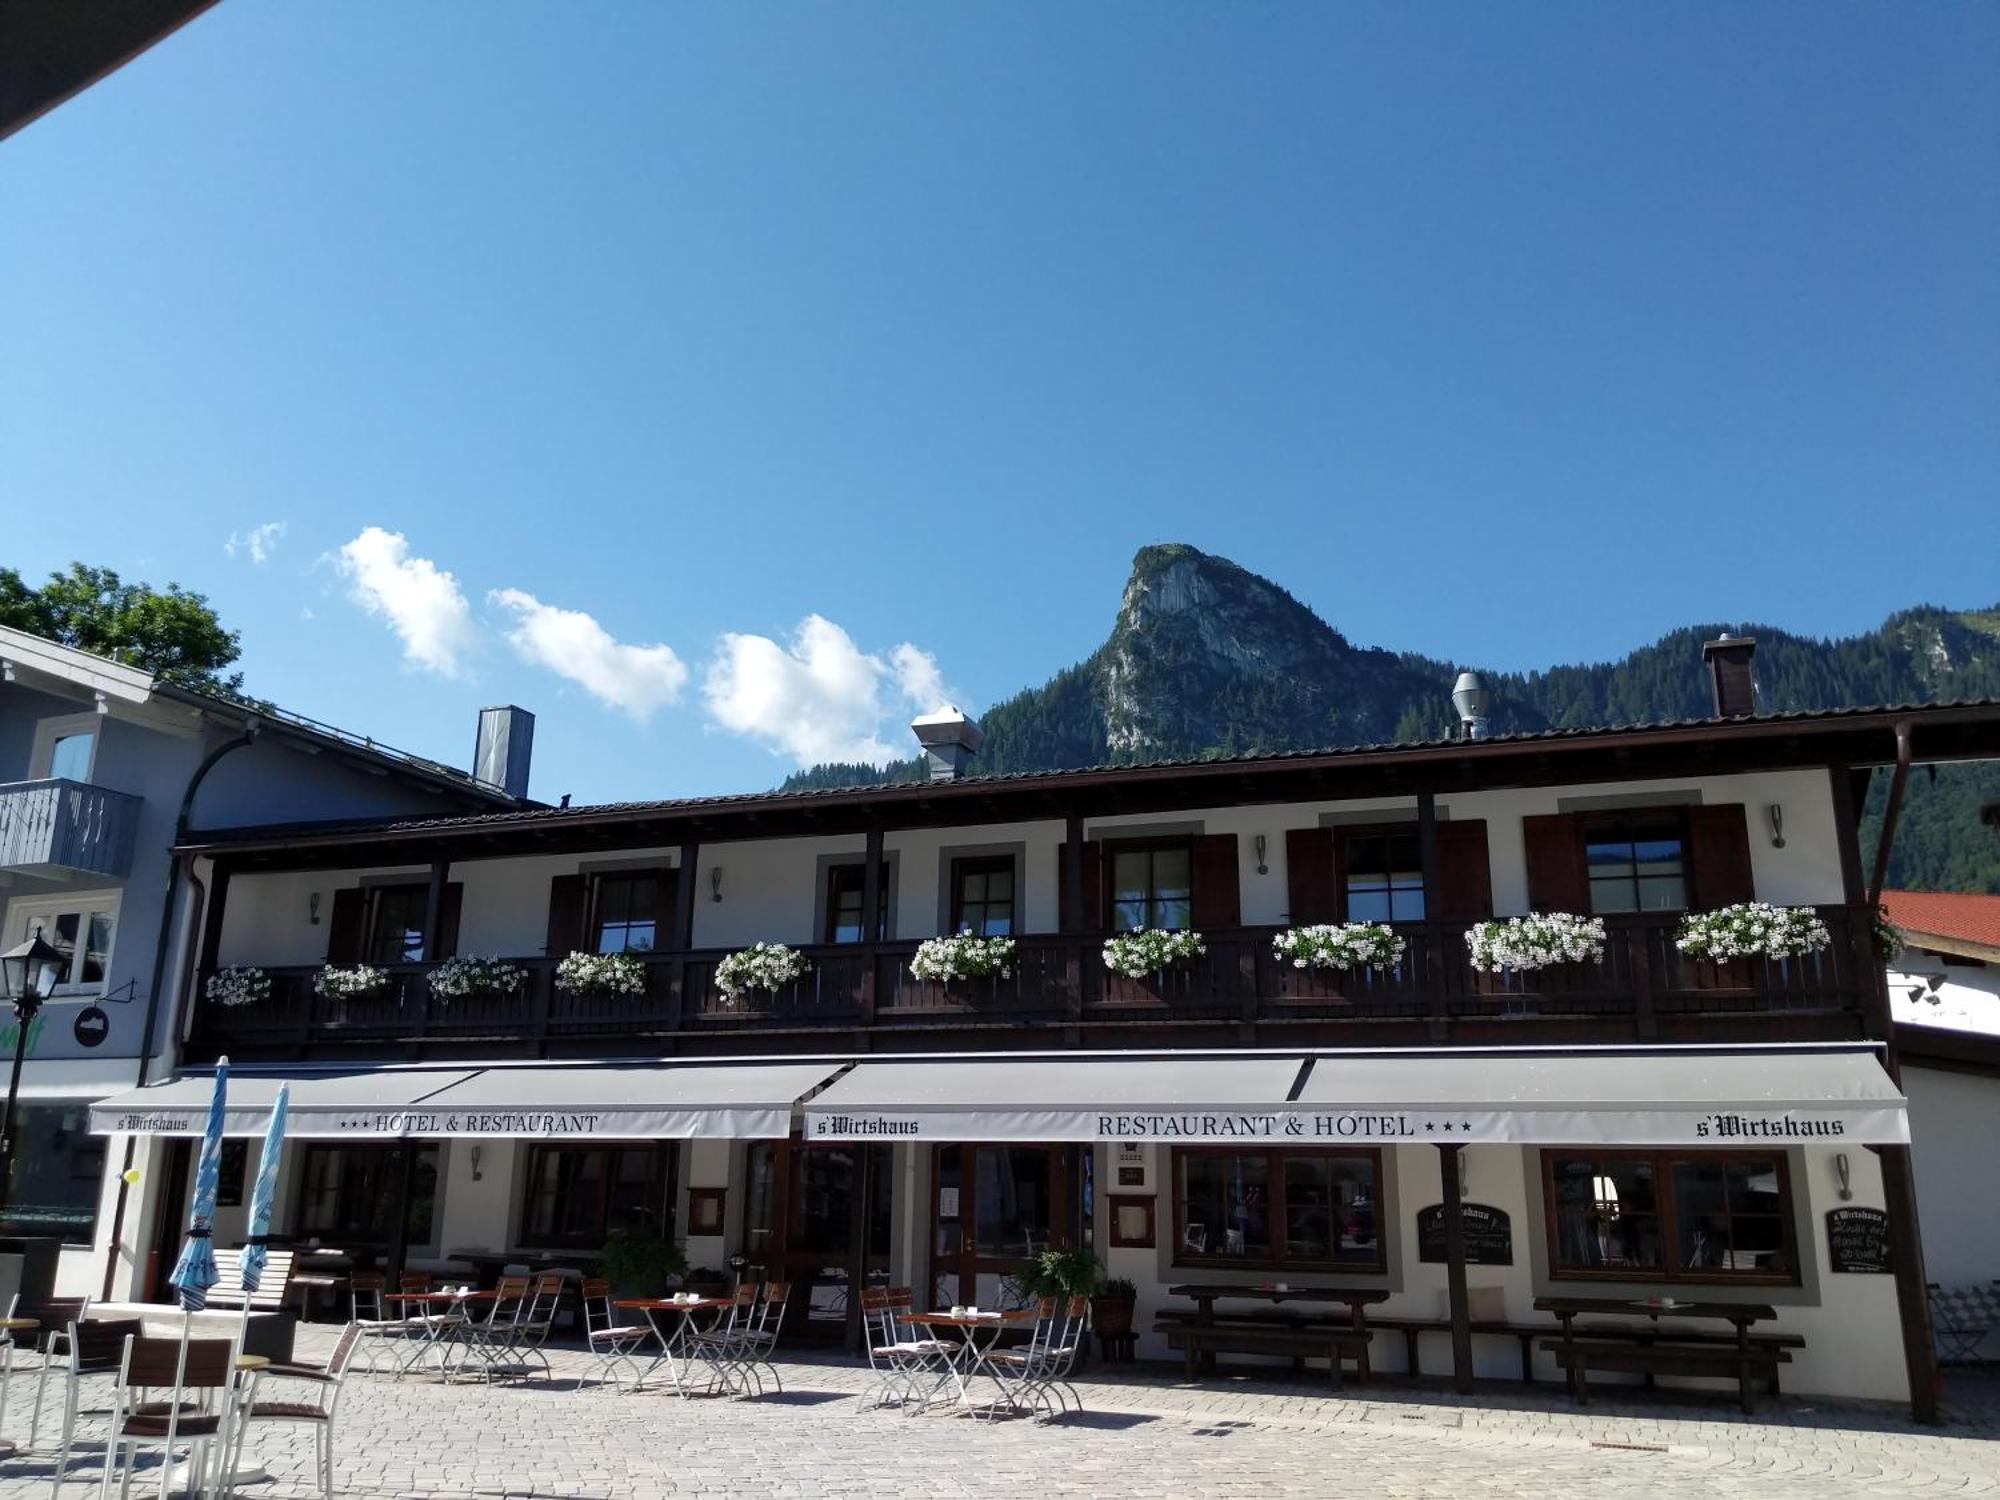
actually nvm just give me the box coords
[432,882,464,960]
[1056,841,1105,931]
[324,887,365,965]
[1687,803,1755,908]
[1190,833,1241,929]
[651,867,680,950]
[1434,820,1493,921]
[545,873,588,956]
[1285,828,1336,924]
[1522,814,1589,912]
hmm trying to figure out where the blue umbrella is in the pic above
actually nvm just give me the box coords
[239,1083,288,1300]
[167,1058,230,1312]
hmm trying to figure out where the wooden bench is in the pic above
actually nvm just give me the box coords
[1158,1317,1373,1387]
[1368,1316,1550,1382]
[1539,1334,1790,1413]
[203,1247,297,1312]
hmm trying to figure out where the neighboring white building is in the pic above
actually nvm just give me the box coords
[1885,889,2000,1037]
[0,625,527,1296]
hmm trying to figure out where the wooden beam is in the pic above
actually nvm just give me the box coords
[421,859,450,960]
[1062,815,1085,934]
[1439,1143,1474,1393]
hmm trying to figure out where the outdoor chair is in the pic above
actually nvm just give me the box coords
[457,1275,532,1382]
[1928,1282,2000,1364]
[347,1272,435,1377]
[734,1280,790,1395]
[48,1316,147,1494]
[988,1295,1089,1420]
[226,1321,364,1499]
[97,1333,242,1500]
[690,1282,760,1395]
[0,1292,87,1451]
[497,1273,566,1382]
[859,1286,948,1412]
[578,1278,651,1392]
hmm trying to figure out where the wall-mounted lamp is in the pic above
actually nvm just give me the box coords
[1253,834,1268,875]
[308,892,322,926]
[709,867,724,903]
[1767,803,1785,848]
[1834,1152,1852,1202]
[470,1144,484,1182]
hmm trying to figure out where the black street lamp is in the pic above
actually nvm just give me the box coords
[0,931,67,1215]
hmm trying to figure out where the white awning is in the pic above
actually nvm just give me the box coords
[803,1045,1908,1146]
[91,1061,848,1140]
[804,1055,1308,1143]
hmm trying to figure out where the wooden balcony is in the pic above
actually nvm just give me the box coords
[0,778,142,879]
[184,906,1882,1064]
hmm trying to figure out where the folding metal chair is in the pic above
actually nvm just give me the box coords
[578,1278,652,1391]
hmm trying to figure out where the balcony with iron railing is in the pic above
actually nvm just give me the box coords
[0,778,142,879]
[183,905,1882,1063]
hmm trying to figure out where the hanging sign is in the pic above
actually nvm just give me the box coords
[1416,1203,1514,1265]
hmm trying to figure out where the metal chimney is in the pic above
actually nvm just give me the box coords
[474,705,535,800]
[1701,634,1758,718]
[1451,671,1492,741]
[911,707,982,781]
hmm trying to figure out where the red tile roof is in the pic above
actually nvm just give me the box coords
[1882,890,2000,950]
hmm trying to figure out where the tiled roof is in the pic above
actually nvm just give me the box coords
[179,697,2000,848]
[1882,889,2000,951]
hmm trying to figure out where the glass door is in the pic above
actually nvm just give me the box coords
[930,1144,1074,1311]
[742,1140,892,1343]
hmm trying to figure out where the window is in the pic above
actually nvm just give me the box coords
[932,1144,1073,1309]
[30,713,100,782]
[293,1144,439,1248]
[1111,843,1192,931]
[5,894,119,994]
[593,872,659,953]
[1585,823,1688,914]
[1173,1148,1383,1272]
[520,1144,669,1249]
[1343,831,1424,922]
[1544,1151,1795,1283]
[365,884,431,965]
[949,856,1016,937]
[824,863,890,944]
[0,1105,105,1245]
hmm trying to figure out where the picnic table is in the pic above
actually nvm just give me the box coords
[1534,1295,1794,1412]
[1162,1283,1389,1383]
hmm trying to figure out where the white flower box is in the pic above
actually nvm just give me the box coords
[715,943,810,1003]
[1102,928,1207,980]
[910,934,1017,984]
[1465,913,1606,975]
[1272,923,1406,973]
[205,966,271,1008]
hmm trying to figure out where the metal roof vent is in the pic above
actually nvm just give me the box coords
[1451,671,1492,741]
[911,707,982,781]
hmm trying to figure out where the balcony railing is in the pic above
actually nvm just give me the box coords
[0,778,142,878]
[185,906,1881,1061]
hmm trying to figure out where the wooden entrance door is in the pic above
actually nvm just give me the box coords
[741,1139,892,1344]
[145,1139,193,1301]
[928,1144,1075,1310]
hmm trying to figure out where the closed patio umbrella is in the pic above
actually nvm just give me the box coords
[167,1058,230,1314]
[237,1082,288,1312]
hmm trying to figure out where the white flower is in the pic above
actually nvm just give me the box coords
[911,935,1017,983]
[1272,923,1406,972]
[1465,914,1606,974]
[206,967,271,1008]
[314,964,390,999]
[715,943,810,1000]
[1675,903,1831,962]
[1102,928,1207,979]
[554,950,648,996]
[429,955,528,1000]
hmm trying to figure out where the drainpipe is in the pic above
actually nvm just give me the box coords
[100,721,260,1299]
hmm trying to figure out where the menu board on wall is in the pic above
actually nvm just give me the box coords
[1826,1206,1892,1273]
[1416,1203,1514,1266]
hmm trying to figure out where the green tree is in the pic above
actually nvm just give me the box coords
[0,563,244,694]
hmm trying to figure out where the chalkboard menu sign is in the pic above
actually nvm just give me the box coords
[1417,1203,1514,1266]
[1826,1206,1892,1274]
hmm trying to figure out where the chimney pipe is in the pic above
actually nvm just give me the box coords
[911,707,982,781]
[474,705,535,800]
[1701,634,1758,718]
[1450,671,1492,741]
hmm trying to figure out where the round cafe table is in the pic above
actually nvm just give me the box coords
[901,1308,1039,1414]
[615,1297,734,1397]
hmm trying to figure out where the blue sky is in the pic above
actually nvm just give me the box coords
[4,2,1995,804]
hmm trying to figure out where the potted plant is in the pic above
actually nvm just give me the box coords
[428,955,528,1003]
[1464,913,1605,998]
[554,950,648,998]
[595,1230,688,1300]
[1102,929,1206,1000]
[205,966,271,1008]
[714,942,810,1009]
[909,933,1016,993]
[314,963,390,1003]
[1091,1275,1139,1343]
[1675,900,1831,990]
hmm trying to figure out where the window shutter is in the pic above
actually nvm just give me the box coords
[1190,833,1241,929]
[545,873,588,957]
[1056,841,1104,931]
[433,882,465,960]
[1285,828,1337,924]
[1522,813,1589,912]
[324,888,365,965]
[652,868,680,949]
[1687,803,1755,908]
[1434,820,1493,921]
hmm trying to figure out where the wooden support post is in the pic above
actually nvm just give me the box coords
[384,1142,421,1281]
[1062,815,1086,1034]
[1417,792,1447,1041]
[420,859,450,960]
[671,841,699,1029]
[1439,1143,1474,1393]
[859,829,884,1023]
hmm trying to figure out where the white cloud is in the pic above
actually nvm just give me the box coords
[224,521,287,565]
[332,526,476,676]
[489,588,688,721]
[702,614,957,767]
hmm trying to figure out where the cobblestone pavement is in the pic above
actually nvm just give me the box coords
[3,1325,1995,1499]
